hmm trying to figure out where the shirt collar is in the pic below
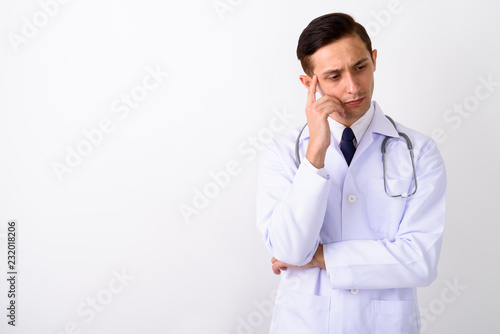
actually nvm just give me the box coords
[299,101,398,143]
[328,101,375,147]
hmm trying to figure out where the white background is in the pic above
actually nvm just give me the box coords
[0,0,499,333]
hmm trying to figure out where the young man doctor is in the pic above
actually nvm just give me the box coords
[256,13,446,333]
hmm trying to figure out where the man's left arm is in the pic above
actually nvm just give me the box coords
[273,139,446,289]
[324,138,446,289]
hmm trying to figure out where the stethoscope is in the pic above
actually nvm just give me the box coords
[294,115,418,198]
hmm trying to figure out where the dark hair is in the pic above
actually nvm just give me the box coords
[297,13,373,76]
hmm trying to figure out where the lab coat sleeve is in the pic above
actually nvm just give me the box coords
[256,138,331,266]
[324,138,447,289]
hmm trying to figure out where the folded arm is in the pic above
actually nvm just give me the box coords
[256,139,332,266]
[322,139,447,289]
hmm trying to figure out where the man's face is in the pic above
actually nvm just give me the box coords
[303,34,377,126]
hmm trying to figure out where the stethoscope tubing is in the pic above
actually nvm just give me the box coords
[294,116,418,198]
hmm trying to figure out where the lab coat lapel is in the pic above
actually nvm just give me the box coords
[351,102,399,166]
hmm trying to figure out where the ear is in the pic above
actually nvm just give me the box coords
[299,75,313,90]
[371,49,378,72]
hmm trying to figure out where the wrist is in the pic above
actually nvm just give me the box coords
[305,147,327,169]
[313,244,326,270]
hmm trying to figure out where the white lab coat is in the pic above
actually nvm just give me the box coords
[256,102,446,334]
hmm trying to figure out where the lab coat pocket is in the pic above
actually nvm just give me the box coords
[366,178,412,236]
[371,300,418,334]
[273,289,330,334]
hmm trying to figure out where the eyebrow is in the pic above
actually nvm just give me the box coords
[320,57,370,76]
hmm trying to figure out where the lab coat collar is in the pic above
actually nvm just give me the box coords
[351,101,400,165]
[368,101,400,139]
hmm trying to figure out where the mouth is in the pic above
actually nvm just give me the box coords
[344,97,365,107]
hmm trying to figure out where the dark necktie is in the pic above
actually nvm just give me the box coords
[341,127,356,166]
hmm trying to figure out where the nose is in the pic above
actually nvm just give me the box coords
[344,72,360,94]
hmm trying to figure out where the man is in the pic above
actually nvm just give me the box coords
[256,13,446,333]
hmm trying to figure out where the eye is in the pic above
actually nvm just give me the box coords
[357,64,367,71]
[328,75,340,80]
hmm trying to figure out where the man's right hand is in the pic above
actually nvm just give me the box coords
[304,75,345,169]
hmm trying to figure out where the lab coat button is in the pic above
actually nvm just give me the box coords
[350,289,359,295]
[348,195,357,203]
